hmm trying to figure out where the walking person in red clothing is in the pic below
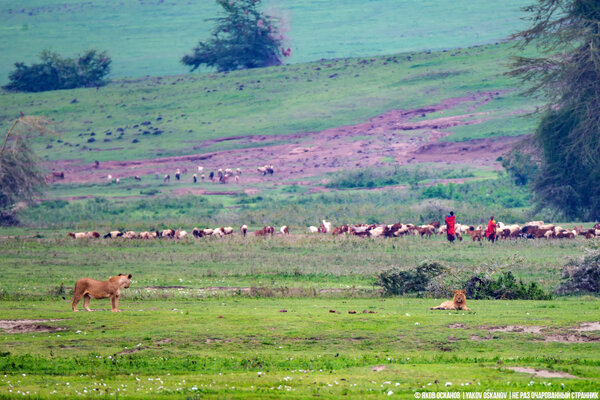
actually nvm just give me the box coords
[445,211,456,243]
[485,216,497,243]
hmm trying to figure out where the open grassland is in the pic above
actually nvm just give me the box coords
[0,298,598,398]
[17,176,536,234]
[0,41,538,164]
[0,234,589,297]
[0,0,530,84]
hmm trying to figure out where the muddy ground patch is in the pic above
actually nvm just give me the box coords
[0,319,68,334]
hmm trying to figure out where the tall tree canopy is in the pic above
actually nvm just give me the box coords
[182,0,289,72]
[509,0,600,219]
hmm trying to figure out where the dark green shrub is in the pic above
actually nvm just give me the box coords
[376,261,448,296]
[4,49,111,92]
[464,271,551,300]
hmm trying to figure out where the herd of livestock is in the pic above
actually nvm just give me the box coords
[67,220,600,241]
[50,165,276,185]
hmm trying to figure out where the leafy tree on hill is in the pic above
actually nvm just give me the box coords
[3,49,111,93]
[181,0,289,72]
[509,0,600,219]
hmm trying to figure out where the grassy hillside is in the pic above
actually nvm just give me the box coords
[0,42,537,164]
[0,0,530,84]
[2,41,551,229]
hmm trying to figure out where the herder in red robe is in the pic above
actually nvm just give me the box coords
[445,211,456,242]
[485,216,497,243]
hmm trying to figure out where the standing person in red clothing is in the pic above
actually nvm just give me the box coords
[485,216,497,243]
[445,211,456,243]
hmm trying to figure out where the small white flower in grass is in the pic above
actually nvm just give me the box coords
[387,390,393,396]
[383,381,391,385]
[405,313,410,316]
[283,377,291,382]
[191,386,198,390]
[414,322,420,326]
[76,330,82,334]
[445,382,452,387]
[22,374,25,377]
[396,382,400,386]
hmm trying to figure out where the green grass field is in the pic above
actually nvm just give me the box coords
[0,234,589,297]
[0,0,530,85]
[1,41,538,164]
[0,297,599,398]
[1,234,599,398]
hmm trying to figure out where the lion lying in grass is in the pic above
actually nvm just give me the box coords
[430,289,471,311]
[71,274,132,312]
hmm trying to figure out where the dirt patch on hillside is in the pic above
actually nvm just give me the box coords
[482,325,544,334]
[543,334,600,343]
[574,322,600,332]
[0,319,68,334]
[44,91,522,193]
[470,335,493,341]
[448,323,467,329]
[505,367,577,379]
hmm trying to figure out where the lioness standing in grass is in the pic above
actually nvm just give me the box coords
[430,289,471,311]
[71,274,132,312]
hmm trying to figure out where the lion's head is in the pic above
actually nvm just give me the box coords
[453,289,467,305]
[116,273,132,288]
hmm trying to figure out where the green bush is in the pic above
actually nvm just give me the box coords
[464,271,551,300]
[376,261,448,296]
[4,49,111,92]
[420,177,531,209]
[325,165,474,190]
